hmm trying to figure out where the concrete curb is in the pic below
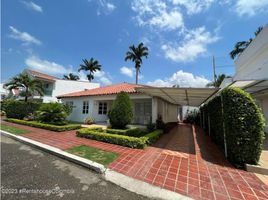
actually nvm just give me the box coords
[0,130,106,174]
[105,169,192,200]
[246,163,268,175]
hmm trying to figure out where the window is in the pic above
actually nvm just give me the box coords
[82,101,89,114]
[98,102,107,115]
[45,83,49,89]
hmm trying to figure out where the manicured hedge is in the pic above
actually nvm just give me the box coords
[4,118,81,132]
[77,128,147,149]
[2,100,41,119]
[142,129,163,144]
[106,127,146,137]
[201,87,265,167]
[76,128,163,149]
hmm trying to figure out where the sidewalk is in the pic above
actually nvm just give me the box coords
[2,121,268,200]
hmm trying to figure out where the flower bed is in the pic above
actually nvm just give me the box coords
[77,128,163,149]
[4,118,81,132]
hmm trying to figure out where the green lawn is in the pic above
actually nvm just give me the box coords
[66,145,119,166]
[0,124,29,135]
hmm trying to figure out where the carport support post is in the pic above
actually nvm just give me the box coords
[220,94,228,158]
[203,111,205,129]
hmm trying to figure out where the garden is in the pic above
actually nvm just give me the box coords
[77,92,164,149]
[1,100,81,131]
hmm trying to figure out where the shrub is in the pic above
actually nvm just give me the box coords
[222,87,265,166]
[184,110,199,124]
[4,118,81,132]
[77,128,147,149]
[84,117,95,125]
[108,92,133,129]
[106,127,145,137]
[35,103,69,125]
[146,122,156,132]
[142,129,163,144]
[23,113,35,121]
[1,100,41,119]
[201,87,265,167]
[156,115,165,129]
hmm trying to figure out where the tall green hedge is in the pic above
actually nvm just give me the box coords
[1,100,41,119]
[201,87,265,167]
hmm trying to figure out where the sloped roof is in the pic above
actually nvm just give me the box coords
[27,70,58,81]
[58,83,147,98]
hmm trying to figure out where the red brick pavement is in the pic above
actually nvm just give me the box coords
[2,121,268,200]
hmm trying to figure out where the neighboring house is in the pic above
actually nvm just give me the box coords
[58,83,179,125]
[24,70,100,103]
[220,25,268,132]
[0,83,9,100]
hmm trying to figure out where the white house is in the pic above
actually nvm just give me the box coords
[220,25,268,132]
[25,70,100,103]
[0,83,9,100]
[58,83,179,125]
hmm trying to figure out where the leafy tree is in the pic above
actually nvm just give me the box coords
[108,92,133,129]
[4,72,44,102]
[206,74,230,87]
[230,26,263,59]
[63,73,80,80]
[125,42,149,84]
[78,58,101,82]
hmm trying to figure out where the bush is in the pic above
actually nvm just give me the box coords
[156,115,165,129]
[84,117,95,125]
[201,87,265,167]
[184,110,199,124]
[142,129,163,144]
[1,100,41,119]
[35,103,69,125]
[77,128,147,149]
[108,92,133,129]
[4,118,81,132]
[147,122,156,132]
[106,127,145,137]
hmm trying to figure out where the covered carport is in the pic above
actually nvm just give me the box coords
[136,87,219,122]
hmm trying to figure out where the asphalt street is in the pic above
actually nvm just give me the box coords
[0,134,152,200]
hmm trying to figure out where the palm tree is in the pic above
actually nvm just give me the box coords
[78,58,101,82]
[4,72,44,102]
[63,73,80,80]
[230,26,263,59]
[206,74,230,87]
[125,42,149,84]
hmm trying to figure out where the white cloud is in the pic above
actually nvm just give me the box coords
[21,1,43,12]
[234,0,268,16]
[92,0,116,15]
[120,66,134,78]
[25,56,112,85]
[25,56,71,75]
[147,70,210,87]
[131,0,184,31]
[161,26,219,62]
[9,26,41,45]
[94,70,112,85]
[171,0,214,15]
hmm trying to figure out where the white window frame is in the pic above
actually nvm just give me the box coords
[98,102,107,115]
[82,101,89,114]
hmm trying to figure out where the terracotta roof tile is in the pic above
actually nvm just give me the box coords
[27,70,58,81]
[58,83,148,98]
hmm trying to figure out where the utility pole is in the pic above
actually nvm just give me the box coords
[212,56,216,85]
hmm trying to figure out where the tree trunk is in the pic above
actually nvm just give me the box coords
[136,68,139,84]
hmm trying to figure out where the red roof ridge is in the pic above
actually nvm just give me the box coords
[27,69,59,81]
[58,82,149,98]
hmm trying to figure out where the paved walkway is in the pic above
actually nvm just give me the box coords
[2,121,268,200]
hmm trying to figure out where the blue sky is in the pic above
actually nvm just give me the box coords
[2,0,267,87]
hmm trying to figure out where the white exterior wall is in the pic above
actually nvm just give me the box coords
[254,93,268,133]
[156,98,178,123]
[234,25,268,81]
[61,94,152,123]
[38,80,100,103]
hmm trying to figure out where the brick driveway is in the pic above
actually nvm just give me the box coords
[2,121,268,200]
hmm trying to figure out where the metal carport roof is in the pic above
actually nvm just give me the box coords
[136,87,219,107]
[229,79,268,95]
